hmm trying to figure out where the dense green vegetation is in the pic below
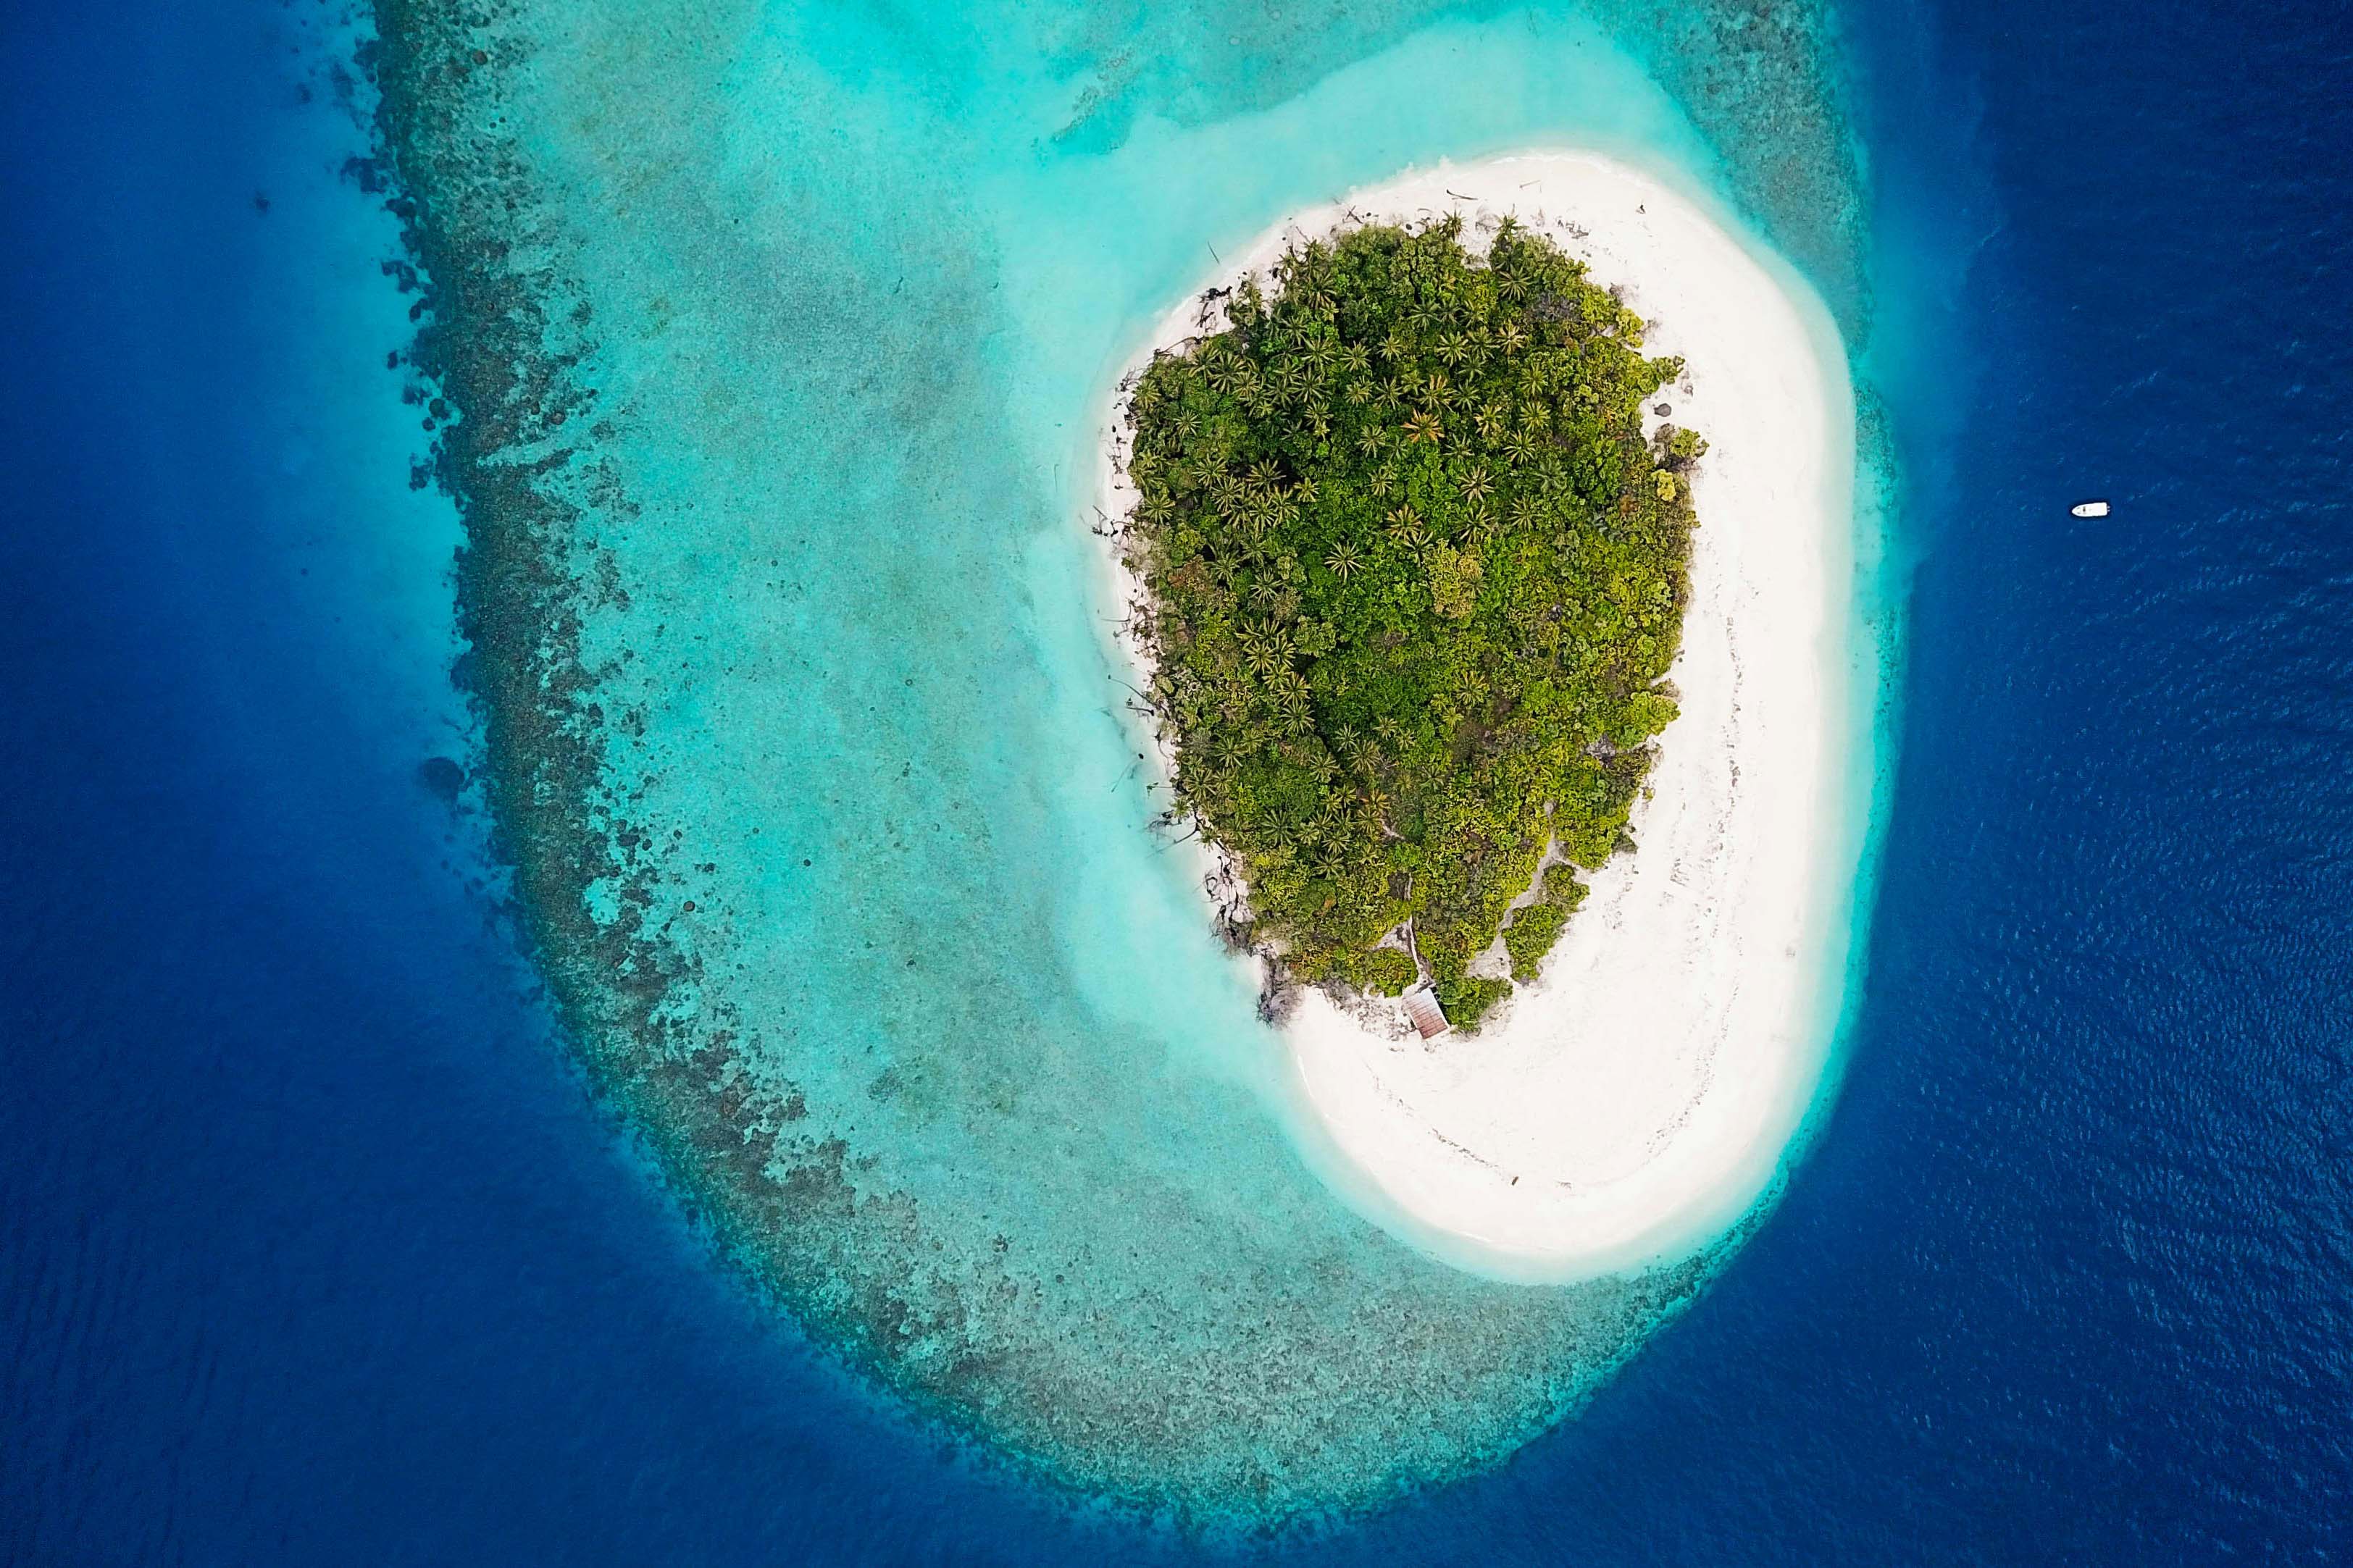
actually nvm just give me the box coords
[1122,216,1704,1031]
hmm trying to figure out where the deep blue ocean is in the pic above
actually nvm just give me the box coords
[5,0,2349,1561]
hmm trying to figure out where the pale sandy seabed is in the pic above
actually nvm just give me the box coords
[1094,152,1862,1283]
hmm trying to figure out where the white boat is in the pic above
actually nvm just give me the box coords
[2070,499,2111,518]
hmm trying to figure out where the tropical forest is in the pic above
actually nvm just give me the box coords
[1119,215,1705,1031]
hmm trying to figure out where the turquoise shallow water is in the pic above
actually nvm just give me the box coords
[369,0,1881,1523]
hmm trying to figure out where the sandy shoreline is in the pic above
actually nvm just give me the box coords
[1093,152,1859,1281]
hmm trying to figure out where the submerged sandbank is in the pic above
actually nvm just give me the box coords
[1098,151,1863,1282]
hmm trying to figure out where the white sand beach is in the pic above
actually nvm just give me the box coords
[1096,152,1860,1280]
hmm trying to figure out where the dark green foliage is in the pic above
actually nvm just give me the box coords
[1355,947,1420,997]
[1355,944,1421,991]
[1503,877,1589,983]
[1434,975,1514,1032]
[1124,216,1697,1027]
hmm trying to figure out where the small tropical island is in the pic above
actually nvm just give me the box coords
[1122,216,1702,1029]
[1098,155,1864,1278]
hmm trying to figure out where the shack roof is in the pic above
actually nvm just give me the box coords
[1403,987,1450,1040]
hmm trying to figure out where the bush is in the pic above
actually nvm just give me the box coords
[1503,878,1589,981]
[1435,974,1513,1031]
[1355,947,1419,997]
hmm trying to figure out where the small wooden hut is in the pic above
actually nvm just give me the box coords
[1403,986,1450,1040]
